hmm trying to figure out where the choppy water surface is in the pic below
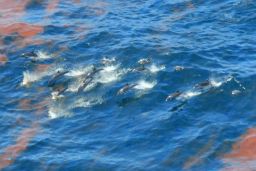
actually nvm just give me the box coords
[0,0,256,170]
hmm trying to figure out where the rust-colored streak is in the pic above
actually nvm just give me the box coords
[0,124,39,170]
[47,0,60,12]
[183,135,216,170]
[0,55,8,65]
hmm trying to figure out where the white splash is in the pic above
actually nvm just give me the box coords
[67,78,96,93]
[209,78,223,88]
[101,57,116,65]
[96,64,126,84]
[71,96,104,108]
[231,90,241,96]
[21,70,50,86]
[102,64,119,72]
[37,51,54,60]
[180,91,202,100]
[66,65,93,77]
[51,92,64,100]
[134,80,157,90]
[48,105,71,119]
[148,64,165,73]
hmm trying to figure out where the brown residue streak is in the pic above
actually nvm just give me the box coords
[183,135,216,170]
[18,98,32,111]
[0,55,8,65]
[0,123,39,170]
[224,128,256,160]
[47,0,60,12]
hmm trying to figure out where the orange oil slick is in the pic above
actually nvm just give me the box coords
[0,123,39,170]
[0,0,44,52]
[222,128,256,171]
[0,23,43,38]
[224,128,256,160]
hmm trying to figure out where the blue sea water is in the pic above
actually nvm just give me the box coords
[0,0,256,170]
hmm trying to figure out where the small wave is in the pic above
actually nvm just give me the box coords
[134,80,157,90]
[148,64,165,73]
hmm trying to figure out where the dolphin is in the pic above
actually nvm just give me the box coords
[52,85,68,96]
[48,70,69,87]
[132,65,148,72]
[194,80,211,89]
[87,67,103,78]
[21,50,38,58]
[77,77,93,93]
[166,91,182,101]
[117,83,137,95]
[51,85,68,100]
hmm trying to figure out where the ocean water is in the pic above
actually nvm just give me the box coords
[0,0,256,170]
